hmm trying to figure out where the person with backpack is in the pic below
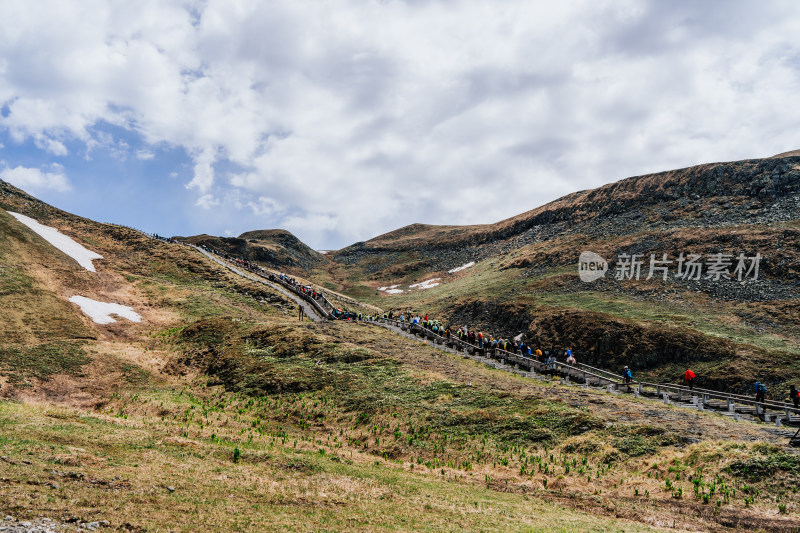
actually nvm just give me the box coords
[791,385,800,409]
[684,369,696,391]
[546,351,556,371]
[566,351,576,365]
[622,366,633,391]
[755,381,766,403]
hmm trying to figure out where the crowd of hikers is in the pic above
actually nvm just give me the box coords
[151,233,179,244]
[350,309,580,372]
[194,244,333,314]
[269,272,327,305]
[346,309,800,409]
[168,241,800,411]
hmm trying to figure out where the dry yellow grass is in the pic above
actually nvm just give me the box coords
[0,399,673,532]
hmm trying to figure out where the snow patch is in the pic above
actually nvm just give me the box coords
[378,284,403,294]
[69,296,142,325]
[448,261,475,273]
[8,211,103,272]
[409,278,440,290]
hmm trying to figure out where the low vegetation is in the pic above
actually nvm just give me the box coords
[2,176,800,531]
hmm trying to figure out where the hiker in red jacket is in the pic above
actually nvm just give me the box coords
[684,369,696,391]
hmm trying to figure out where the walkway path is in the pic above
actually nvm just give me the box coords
[182,239,800,439]
[193,245,325,323]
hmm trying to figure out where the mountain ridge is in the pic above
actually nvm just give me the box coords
[2,159,800,531]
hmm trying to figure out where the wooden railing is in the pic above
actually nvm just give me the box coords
[370,318,800,427]
[161,236,800,430]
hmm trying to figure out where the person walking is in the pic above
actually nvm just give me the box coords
[755,381,766,403]
[684,368,696,391]
[622,366,633,391]
[298,304,305,321]
[791,385,800,409]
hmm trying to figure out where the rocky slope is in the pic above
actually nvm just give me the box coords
[333,154,800,279]
[180,229,325,272]
[323,153,800,394]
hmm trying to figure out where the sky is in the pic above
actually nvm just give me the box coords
[1,1,799,250]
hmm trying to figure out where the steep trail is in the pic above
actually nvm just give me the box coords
[193,244,325,322]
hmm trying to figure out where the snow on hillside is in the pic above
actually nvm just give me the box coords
[378,277,443,294]
[448,261,475,273]
[377,262,475,296]
[378,284,404,294]
[8,211,103,272]
[409,278,440,290]
[69,296,142,325]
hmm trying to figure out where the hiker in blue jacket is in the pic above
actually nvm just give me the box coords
[622,366,633,391]
[755,381,766,403]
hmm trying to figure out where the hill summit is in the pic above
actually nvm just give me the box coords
[180,228,324,271]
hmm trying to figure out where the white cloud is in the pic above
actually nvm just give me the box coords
[33,135,67,156]
[1,164,70,192]
[195,193,220,209]
[186,146,217,193]
[136,149,155,160]
[1,1,800,247]
[248,196,283,217]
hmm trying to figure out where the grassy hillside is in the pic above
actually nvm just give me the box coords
[2,174,800,531]
[318,155,800,396]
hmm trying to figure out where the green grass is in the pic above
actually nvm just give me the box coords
[0,211,95,344]
[119,362,151,384]
[0,399,665,532]
[533,290,800,358]
[136,275,286,323]
[178,317,610,454]
[727,449,800,482]
[0,342,90,385]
